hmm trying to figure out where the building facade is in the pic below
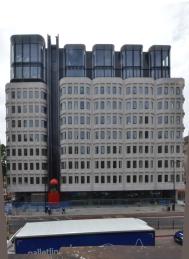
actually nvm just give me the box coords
[6,35,185,201]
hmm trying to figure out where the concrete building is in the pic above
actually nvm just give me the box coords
[5,35,185,201]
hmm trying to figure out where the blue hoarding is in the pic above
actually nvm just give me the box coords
[16,231,155,254]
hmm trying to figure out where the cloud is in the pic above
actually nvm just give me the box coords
[0,0,189,142]
[170,2,189,42]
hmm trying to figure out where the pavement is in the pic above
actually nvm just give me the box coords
[10,203,185,217]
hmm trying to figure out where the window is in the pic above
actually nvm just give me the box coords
[139,175,143,183]
[164,101,168,109]
[75,161,79,169]
[42,163,47,170]
[29,91,33,99]
[87,161,90,169]
[113,87,116,94]
[145,101,149,109]
[145,175,149,183]
[67,86,72,94]
[133,101,137,109]
[158,160,162,168]
[11,91,15,99]
[127,175,131,183]
[158,175,162,182]
[176,116,180,125]
[158,131,162,139]
[18,149,22,156]
[11,106,15,113]
[113,175,117,183]
[100,86,104,94]
[30,163,34,170]
[80,116,84,124]
[158,116,162,124]
[158,146,162,153]
[80,101,84,109]
[24,163,28,170]
[12,177,16,184]
[133,161,137,168]
[81,161,85,169]
[101,146,105,154]
[157,102,162,110]
[164,131,168,139]
[113,161,117,168]
[133,116,137,124]
[139,160,143,168]
[36,163,40,170]
[145,160,149,168]
[126,87,131,94]
[133,131,137,139]
[164,116,168,124]
[176,87,180,95]
[12,120,15,128]
[18,177,22,184]
[164,175,168,182]
[133,175,137,183]
[80,86,84,94]
[133,146,137,153]
[131,86,136,94]
[157,87,162,95]
[127,131,131,139]
[12,163,16,170]
[12,149,16,156]
[164,160,168,168]
[164,87,168,95]
[145,131,149,139]
[101,161,105,169]
[176,145,180,153]
[107,161,111,168]
[127,161,131,168]
[69,176,73,184]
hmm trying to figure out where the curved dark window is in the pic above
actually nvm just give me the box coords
[10,35,45,82]
[149,46,170,79]
[64,45,85,77]
[121,45,142,79]
[93,45,114,78]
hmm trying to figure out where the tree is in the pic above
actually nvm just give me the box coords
[0,144,6,176]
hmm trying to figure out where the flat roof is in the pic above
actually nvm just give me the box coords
[15,218,154,238]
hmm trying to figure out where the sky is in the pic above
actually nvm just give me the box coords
[0,0,189,144]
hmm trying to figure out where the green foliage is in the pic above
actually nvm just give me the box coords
[0,144,6,176]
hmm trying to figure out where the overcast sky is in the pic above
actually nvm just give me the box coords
[0,0,189,144]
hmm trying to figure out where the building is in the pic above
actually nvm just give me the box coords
[5,34,185,202]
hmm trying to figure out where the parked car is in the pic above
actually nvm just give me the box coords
[174,230,183,245]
